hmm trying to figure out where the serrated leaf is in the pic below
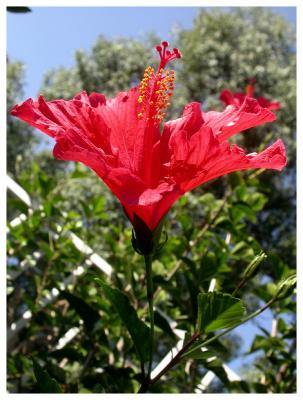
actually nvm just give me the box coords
[197,292,246,333]
[94,278,151,363]
[32,359,62,393]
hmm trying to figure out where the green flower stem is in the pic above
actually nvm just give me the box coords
[138,254,155,393]
[145,253,154,379]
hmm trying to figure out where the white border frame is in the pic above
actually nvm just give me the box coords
[2,1,301,399]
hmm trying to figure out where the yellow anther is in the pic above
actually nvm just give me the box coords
[137,64,175,123]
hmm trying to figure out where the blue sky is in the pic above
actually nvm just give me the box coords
[7,7,296,99]
[7,6,296,377]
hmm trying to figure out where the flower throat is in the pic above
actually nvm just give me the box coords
[137,41,182,123]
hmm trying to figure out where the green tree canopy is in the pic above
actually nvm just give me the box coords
[7,60,37,177]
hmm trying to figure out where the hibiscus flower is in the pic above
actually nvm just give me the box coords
[219,78,281,110]
[11,42,286,239]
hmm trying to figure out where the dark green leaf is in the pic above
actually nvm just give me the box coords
[202,357,230,386]
[251,382,268,393]
[197,292,246,333]
[60,290,100,331]
[46,363,66,384]
[229,380,251,393]
[205,337,230,359]
[82,366,134,393]
[250,335,284,353]
[32,358,62,393]
[154,310,175,339]
[184,349,214,360]
[94,278,150,363]
[48,347,82,362]
[6,198,29,214]
[247,192,267,211]
[230,202,256,223]
[181,256,197,275]
[199,252,219,282]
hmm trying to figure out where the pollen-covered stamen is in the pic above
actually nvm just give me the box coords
[152,69,175,122]
[137,41,181,123]
[137,67,175,123]
[138,66,154,104]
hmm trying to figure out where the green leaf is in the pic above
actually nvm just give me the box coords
[230,202,257,223]
[60,290,100,331]
[81,366,134,393]
[197,292,246,333]
[32,359,62,393]
[199,252,219,282]
[94,278,151,363]
[154,310,175,339]
[247,192,268,211]
[184,349,214,360]
[250,335,284,353]
[48,347,82,362]
[250,382,268,393]
[202,358,230,386]
[229,380,251,393]
[7,198,29,214]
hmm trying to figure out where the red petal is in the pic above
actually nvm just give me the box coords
[164,102,203,137]
[10,83,286,234]
[123,186,181,231]
[219,89,236,106]
[10,97,59,138]
[204,97,276,142]
[53,128,112,176]
[169,130,190,161]
[98,87,160,176]
[257,96,281,110]
[161,102,203,163]
[181,139,287,192]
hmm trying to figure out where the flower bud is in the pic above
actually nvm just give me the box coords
[243,251,267,279]
[131,213,165,256]
[273,274,296,300]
